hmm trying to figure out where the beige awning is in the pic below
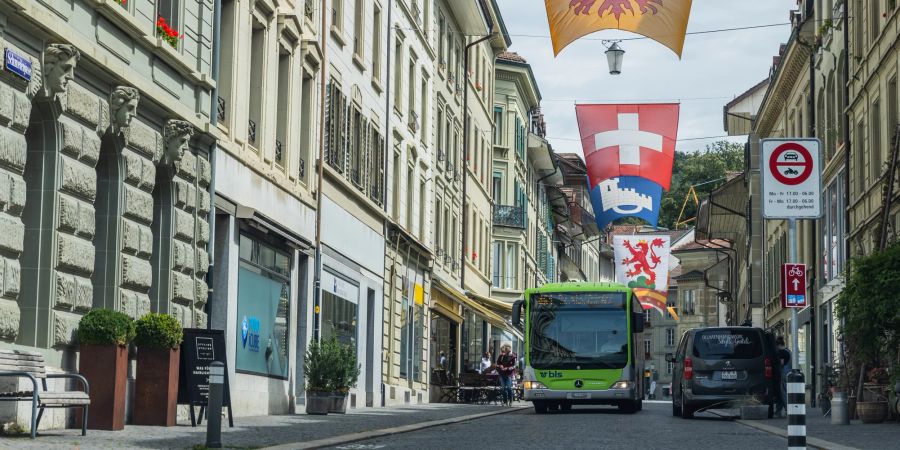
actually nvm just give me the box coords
[433,278,508,330]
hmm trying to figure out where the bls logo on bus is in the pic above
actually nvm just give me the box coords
[539,371,563,378]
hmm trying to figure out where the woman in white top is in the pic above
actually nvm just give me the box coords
[479,352,493,374]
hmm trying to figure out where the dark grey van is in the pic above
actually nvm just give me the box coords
[666,327,778,418]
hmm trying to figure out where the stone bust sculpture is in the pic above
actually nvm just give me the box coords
[42,44,81,98]
[109,86,140,134]
[162,120,194,167]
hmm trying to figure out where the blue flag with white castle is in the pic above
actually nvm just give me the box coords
[590,176,664,229]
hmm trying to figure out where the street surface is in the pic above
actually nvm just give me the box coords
[329,402,786,450]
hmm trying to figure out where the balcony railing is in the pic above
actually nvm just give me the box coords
[304,0,315,21]
[494,205,526,229]
[217,96,226,123]
[248,120,257,145]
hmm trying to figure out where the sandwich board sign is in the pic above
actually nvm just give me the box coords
[761,139,822,219]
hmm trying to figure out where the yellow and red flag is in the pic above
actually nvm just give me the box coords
[545,0,694,57]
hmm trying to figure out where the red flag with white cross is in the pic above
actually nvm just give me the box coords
[576,103,680,191]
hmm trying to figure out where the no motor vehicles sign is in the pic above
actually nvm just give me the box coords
[761,139,822,219]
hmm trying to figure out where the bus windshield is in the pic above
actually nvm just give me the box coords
[529,292,629,370]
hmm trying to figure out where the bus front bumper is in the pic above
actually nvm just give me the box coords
[524,388,636,403]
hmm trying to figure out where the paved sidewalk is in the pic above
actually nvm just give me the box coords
[738,405,900,450]
[0,403,517,449]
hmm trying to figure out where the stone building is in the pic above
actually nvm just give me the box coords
[207,0,321,415]
[0,0,215,426]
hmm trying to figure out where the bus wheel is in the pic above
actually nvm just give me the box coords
[618,401,639,414]
[533,401,548,414]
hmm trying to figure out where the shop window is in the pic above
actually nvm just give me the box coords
[235,233,292,379]
[400,269,425,381]
[320,271,359,347]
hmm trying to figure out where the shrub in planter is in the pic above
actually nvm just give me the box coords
[328,341,361,414]
[78,309,135,430]
[133,313,183,426]
[304,338,337,415]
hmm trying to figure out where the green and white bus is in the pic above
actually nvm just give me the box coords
[512,282,646,414]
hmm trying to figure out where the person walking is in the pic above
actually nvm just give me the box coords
[774,336,792,418]
[496,344,518,406]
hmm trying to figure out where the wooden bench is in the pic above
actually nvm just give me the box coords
[0,349,90,439]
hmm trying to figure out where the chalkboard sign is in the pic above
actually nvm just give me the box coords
[178,328,233,427]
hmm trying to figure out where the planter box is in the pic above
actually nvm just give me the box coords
[133,348,180,426]
[78,344,128,430]
[329,393,348,414]
[858,401,888,424]
[306,391,330,415]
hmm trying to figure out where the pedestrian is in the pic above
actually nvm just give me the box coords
[774,336,792,418]
[438,351,448,371]
[479,352,493,374]
[496,344,517,406]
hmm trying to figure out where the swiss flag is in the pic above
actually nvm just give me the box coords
[576,104,680,191]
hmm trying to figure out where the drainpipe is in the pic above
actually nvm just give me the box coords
[313,0,329,341]
[205,0,222,328]
[807,33,818,409]
[460,32,496,288]
[383,2,393,215]
[841,1,851,271]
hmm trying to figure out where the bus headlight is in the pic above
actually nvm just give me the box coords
[612,381,633,390]
[524,381,548,390]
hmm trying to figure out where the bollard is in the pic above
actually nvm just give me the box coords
[787,370,806,450]
[831,392,850,425]
[206,361,225,449]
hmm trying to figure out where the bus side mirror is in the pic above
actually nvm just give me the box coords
[632,312,645,333]
[512,300,523,329]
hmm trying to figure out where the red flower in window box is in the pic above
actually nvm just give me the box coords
[472,251,478,261]
[156,16,180,49]
[114,0,126,6]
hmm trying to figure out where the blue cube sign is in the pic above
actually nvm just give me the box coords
[4,49,32,82]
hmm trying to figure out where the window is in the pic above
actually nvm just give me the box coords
[871,0,881,41]
[855,0,865,58]
[236,234,292,379]
[369,128,385,205]
[332,0,344,32]
[349,107,364,187]
[856,119,866,197]
[406,162,415,230]
[408,55,417,124]
[299,71,315,182]
[325,82,347,172]
[682,289,696,315]
[400,268,425,381]
[644,339,651,356]
[435,198,443,252]
[321,271,359,347]
[419,178,427,240]
[372,5,383,81]
[353,0,364,58]
[394,38,403,111]
[248,18,266,148]
[871,99,882,181]
[275,47,290,168]
[158,0,181,32]
[492,241,502,287]
[392,151,401,219]
[667,361,674,375]
[666,328,675,347]
[421,71,429,142]
[493,107,503,145]
[505,243,518,289]
[889,78,899,146]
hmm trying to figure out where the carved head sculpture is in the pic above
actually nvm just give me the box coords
[110,86,140,134]
[163,120,194,167]
[43,44,81,97]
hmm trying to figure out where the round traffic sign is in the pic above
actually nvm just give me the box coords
[768,142,813,186]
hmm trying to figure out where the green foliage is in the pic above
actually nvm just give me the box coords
[835,243,900,365]
[658,141,745,229]
[77,309,136,346]
[134,313,184,349]
[304,338,360,393]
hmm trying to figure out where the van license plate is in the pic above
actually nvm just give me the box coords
[721,370,738,380]
[567,393,591,399]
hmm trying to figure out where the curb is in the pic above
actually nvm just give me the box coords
[736,419,861,450]
[260,406,529,450]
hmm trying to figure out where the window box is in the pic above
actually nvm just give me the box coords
[156,16,182,49]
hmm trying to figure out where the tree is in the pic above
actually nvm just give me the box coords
[658,141,745,229]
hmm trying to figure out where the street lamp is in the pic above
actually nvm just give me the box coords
[605,41,625,75]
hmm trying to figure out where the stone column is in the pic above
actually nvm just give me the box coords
[150,120,211,328]
[20,44,105,348]
[94,86,156,319]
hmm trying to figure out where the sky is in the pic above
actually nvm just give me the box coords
[494,0,798,157]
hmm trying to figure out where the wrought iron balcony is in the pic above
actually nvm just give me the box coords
[298,158,306,179]
[304,0,315,21]
[217,96,226,123]
[248,120,257,145]
[493,205,526,229]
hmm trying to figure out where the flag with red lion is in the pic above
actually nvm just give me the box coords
[544,0,693,57]
[614,235,672,317]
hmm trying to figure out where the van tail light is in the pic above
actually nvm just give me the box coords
[684,357,693,380]
[764,357,773,379]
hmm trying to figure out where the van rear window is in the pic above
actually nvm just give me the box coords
[692,330,763,360]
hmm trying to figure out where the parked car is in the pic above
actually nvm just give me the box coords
[666,327,778,419]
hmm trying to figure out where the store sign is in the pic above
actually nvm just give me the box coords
[241,316,261,352]
[4,49,32,82]
[761,139,822,219]
[178,328,233,426]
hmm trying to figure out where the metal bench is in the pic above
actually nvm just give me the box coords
[0,349,90,439]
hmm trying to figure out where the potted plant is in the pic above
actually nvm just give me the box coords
[304,338,336,415]
[132,313,183,426]
[78,309,135,430]
[329,340,360,414]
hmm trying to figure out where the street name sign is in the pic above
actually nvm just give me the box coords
[761,139,822,219]
[781,263,807,309]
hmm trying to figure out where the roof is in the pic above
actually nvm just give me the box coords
[672,239,732,252]
[608,226,692,243]
[674,270,705,281]
[725,78,770,111]
[497,51,527,63]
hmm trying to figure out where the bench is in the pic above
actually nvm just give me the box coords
[0,349,90,439]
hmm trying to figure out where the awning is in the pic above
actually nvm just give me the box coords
[433,277,508,330]
[466,291,524,341]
